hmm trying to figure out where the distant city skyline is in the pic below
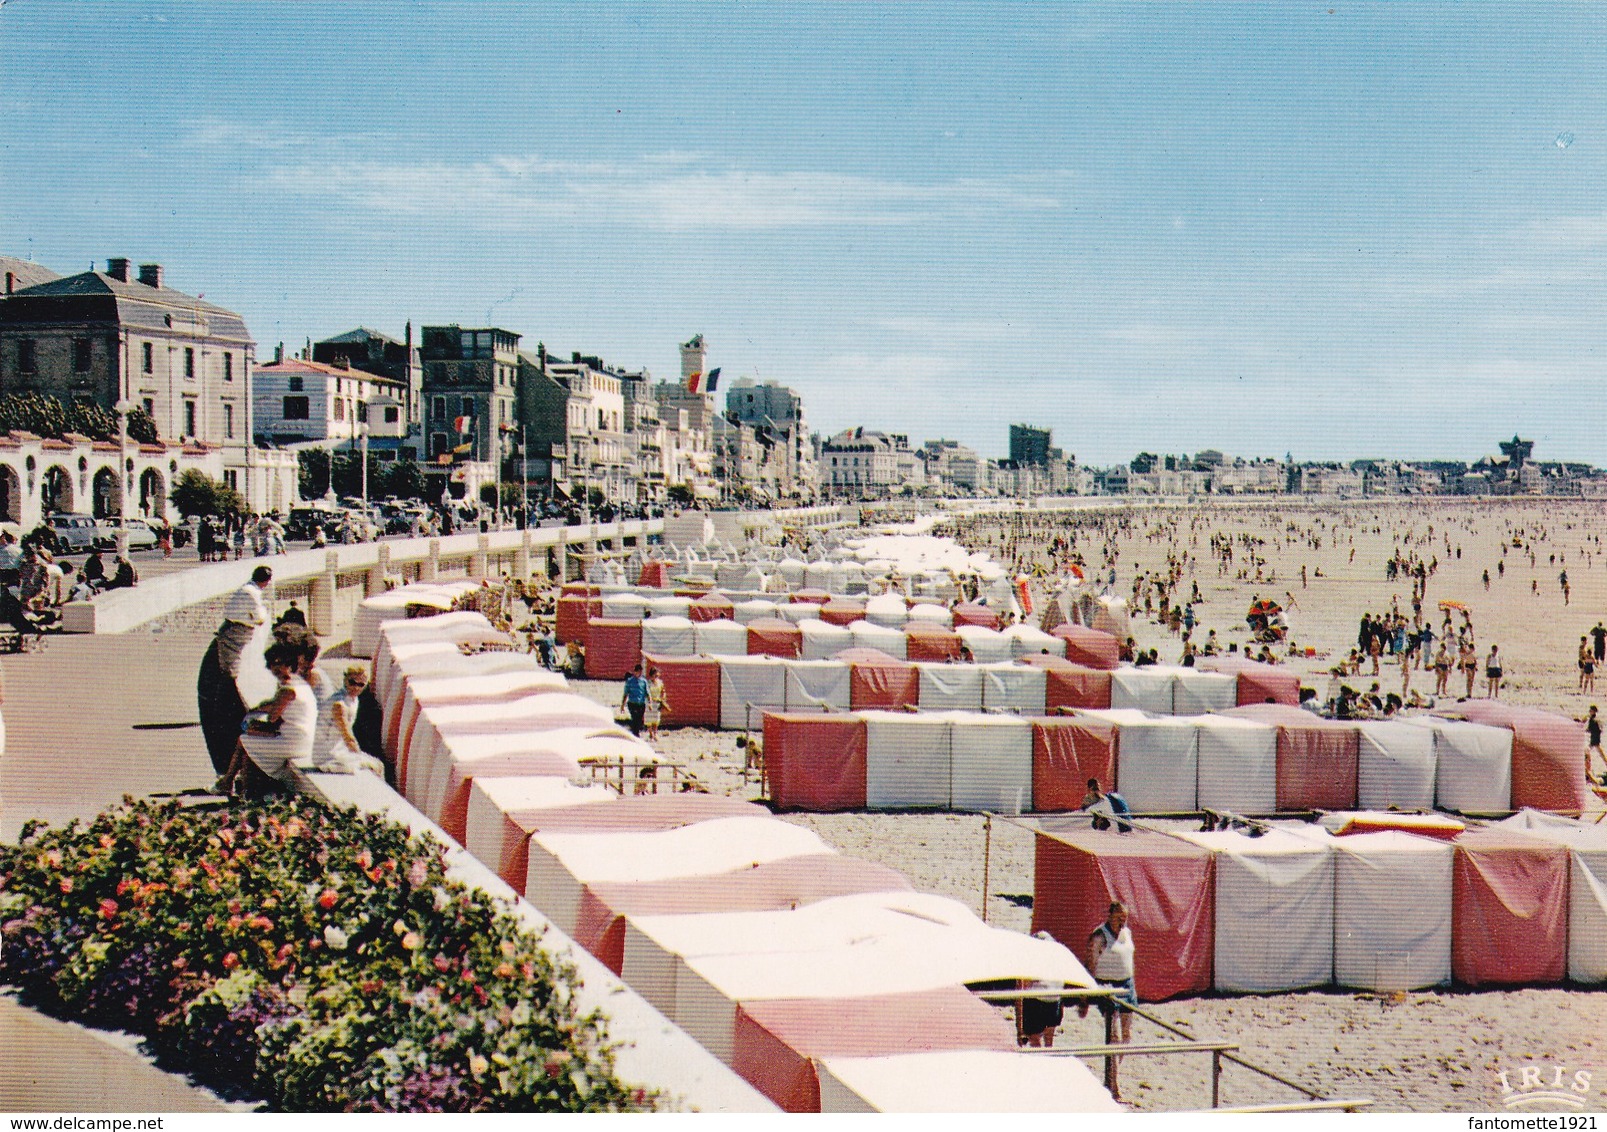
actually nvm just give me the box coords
[5,3,1606,464]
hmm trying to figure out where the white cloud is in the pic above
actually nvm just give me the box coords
[181,116,389,153]
[259,152,1075,230]
[1524,212,1607,247]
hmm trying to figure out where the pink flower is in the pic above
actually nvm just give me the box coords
[401,931,421,951]
[58,878,73,894]
[433,954,452,973]
[98,898,118,919]
[221,952,239,970]
[407,859,429,887]
[317,889,338,910]
[356,849,372,870]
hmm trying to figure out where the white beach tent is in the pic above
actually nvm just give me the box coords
[1167,667,1238,715]
[382,649,545,760]
[979,663,1047,715]
[621,891,997,1022]
[1177,828,1334,993]
[407,695,617,808]
[950,713,1033,814]
[641,615,697,658]
[672,917,1092,1064]
[803,561,836,591]
[643,594,693,620]
[718,655,790,731]
[916,663,984,712]
[864,592,911,629]
[1002,623,1065,660]
[783,660,853,714]
[716,563,750,591]
[777,602,823,625]
[693,618,751,657]
[1109,667,1178,715]
[463,775,616,882]
[1282,824,1453,991]
[850,621,908,659]
[601,592,649,621]
[734,598,781,625]
[351,582,478,659]
[1193,714,1278,815]
[1498,811,1607,983]
[862,710,954,810]
[800,619,854,660]
[417,725,648,827]
[777,557,807,588]
[816,1050,1121,1114]
[1405,718,1513,813]
[954,625,1012,664]
[373,612,506,702]
[524,816,835,935]
[1353,720,1438,811]
[1080,709,1199,813]
[906,602,954,628]
[393,667,566,769]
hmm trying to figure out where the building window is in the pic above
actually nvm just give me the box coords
[142,342,153,374]
[71,338,91,372]
[17,339,35,373]
[334,399,345,421]
[283,395,310,420]
[357,400,368,424]
[224,404,234,438]
[184,347,195,378]
[288,376,304,392]
[184,400,197,437]
[142,397,154,417]
[460,396,474,417]
[223,352,233,382]
[223,470,238,491]
[430,432,449,457]
[384,406,399,424]
[432,396,445,420]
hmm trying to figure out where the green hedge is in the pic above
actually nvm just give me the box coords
[0,797,660,1112]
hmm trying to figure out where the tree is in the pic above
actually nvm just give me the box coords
[170,469,244,518]
[298,448,331,499]
[480,483,523,511]
[0,392,159,443]
[381,455,425,501]
[666,483,694,506]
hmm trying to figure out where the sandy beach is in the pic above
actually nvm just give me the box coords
[568,498,1607,1113]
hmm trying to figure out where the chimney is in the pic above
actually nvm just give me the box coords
[4,272,13,295]
[137,263,163,289]
[274,343,284,364]
[107,258,132,282]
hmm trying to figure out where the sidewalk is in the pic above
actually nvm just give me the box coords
[1,632,229,1111]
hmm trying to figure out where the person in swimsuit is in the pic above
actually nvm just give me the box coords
[1088,901,1136,1102]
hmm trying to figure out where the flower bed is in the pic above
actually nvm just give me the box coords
[0,796,658,1112]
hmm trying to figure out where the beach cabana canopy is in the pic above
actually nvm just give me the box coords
[1196,656,1302,706]
[1194,714,1278,815]
[718,655,789,731]
[782,659,852,714]
[903,622,962,662]
[1079,708,1199,813]
[1406,717,1512,814]
[1443,702,1591,812]
[979,662,1047,715]
[950,602,1001,631]
[849,620,908,659]
[862,710,954,810]
[642,615,697,658]
[819,597,867,627]
[689,591,736,623]
[644,653,721,728]
[694,617,751,658]
[585,619,643,679]
[1050,624,1121,670]
[766,713,867,812]
[556,591,604,645]
[950,714,1033,813]
[1003,623,1064,659]
[817,1049,1122,1114]
[840,648,920,711]
[1354,720,1438,811]
[1497,811,1607,984]
[463,776,614,887]
[1109,667,1177,715]
[799,618,854,660]
[1016,654,1112,712]
[915,662,984,712]
[746,617,803,659]
[1031,716,1117,812]
[954,625,1012,664]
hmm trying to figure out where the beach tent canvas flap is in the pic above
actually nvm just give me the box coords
[842,648,920,711]
[1448,702,1591,813]
[950,602,1001,630]
[783,659,852,713]
[819,598,867,627]
[1411,718,1512,814]
[954,625,1013,664]
[1451,826,1569,987]
[694,618,752,657]
[1355,720,1437,811]
[950,714,1033,813]
[904,623,962,662]
[1497,811,1607,984]
[1225,704,1359,812]
[863,710,953,810]
[644,653,721,729]
[816,1049,1122,1114]
[980,663,1047,715]
[1032,824,1214,1001]
[799,618,854,660]
[746,617,804,659]
[1051,624,1122,670]
[718,656,789,731]
[641,615,697,657]
[1168,667,1238,715]
[1031,716,1117,812]
[689,592,736,623]
[850,620,908,659]
[1110,668,1177,715]
[916,662,984,711]
[764,713,868,812]
[1199,657,1302,706]
[1179,829,1334,993]
[1017,654,1113,711]
[584,619,643,679]
[1081,709,1198,813]
[1194,715,1278,815]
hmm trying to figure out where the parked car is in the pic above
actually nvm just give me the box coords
[44,513,102,554]
[97,517,160,551]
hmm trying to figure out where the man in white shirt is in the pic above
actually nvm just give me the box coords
[217,566,273,677]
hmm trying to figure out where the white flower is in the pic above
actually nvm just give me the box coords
[323,925,349,950]
[432,887,452,913]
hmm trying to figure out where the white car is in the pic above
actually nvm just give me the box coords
[98,517,160,551]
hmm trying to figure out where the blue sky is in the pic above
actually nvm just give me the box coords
[4,2,1606,464]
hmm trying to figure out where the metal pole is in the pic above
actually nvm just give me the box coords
[1212,1049,1223,1108]
[981,813,993,924]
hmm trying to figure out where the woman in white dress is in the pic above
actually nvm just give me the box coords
[311,665,384,775]
[215,639,317,796]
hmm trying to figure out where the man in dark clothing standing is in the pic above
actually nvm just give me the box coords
[1591,623,1606,665]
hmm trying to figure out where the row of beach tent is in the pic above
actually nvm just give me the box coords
[366,601,1122,1112]
[763,701,1591,815]
[1033,810,1607,997]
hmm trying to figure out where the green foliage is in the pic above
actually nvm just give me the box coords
[170,469,244,518]
[300,450,428,502]
[479,483,524,510]
[298,449,331,500]
[666,484,694,506]
[0,392,159,444]
[0,797,659,1113]
[382,456,424,501]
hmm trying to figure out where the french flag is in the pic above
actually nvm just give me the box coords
[687,367,721,394]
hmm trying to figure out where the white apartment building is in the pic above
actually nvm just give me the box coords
[253,356,408,444]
